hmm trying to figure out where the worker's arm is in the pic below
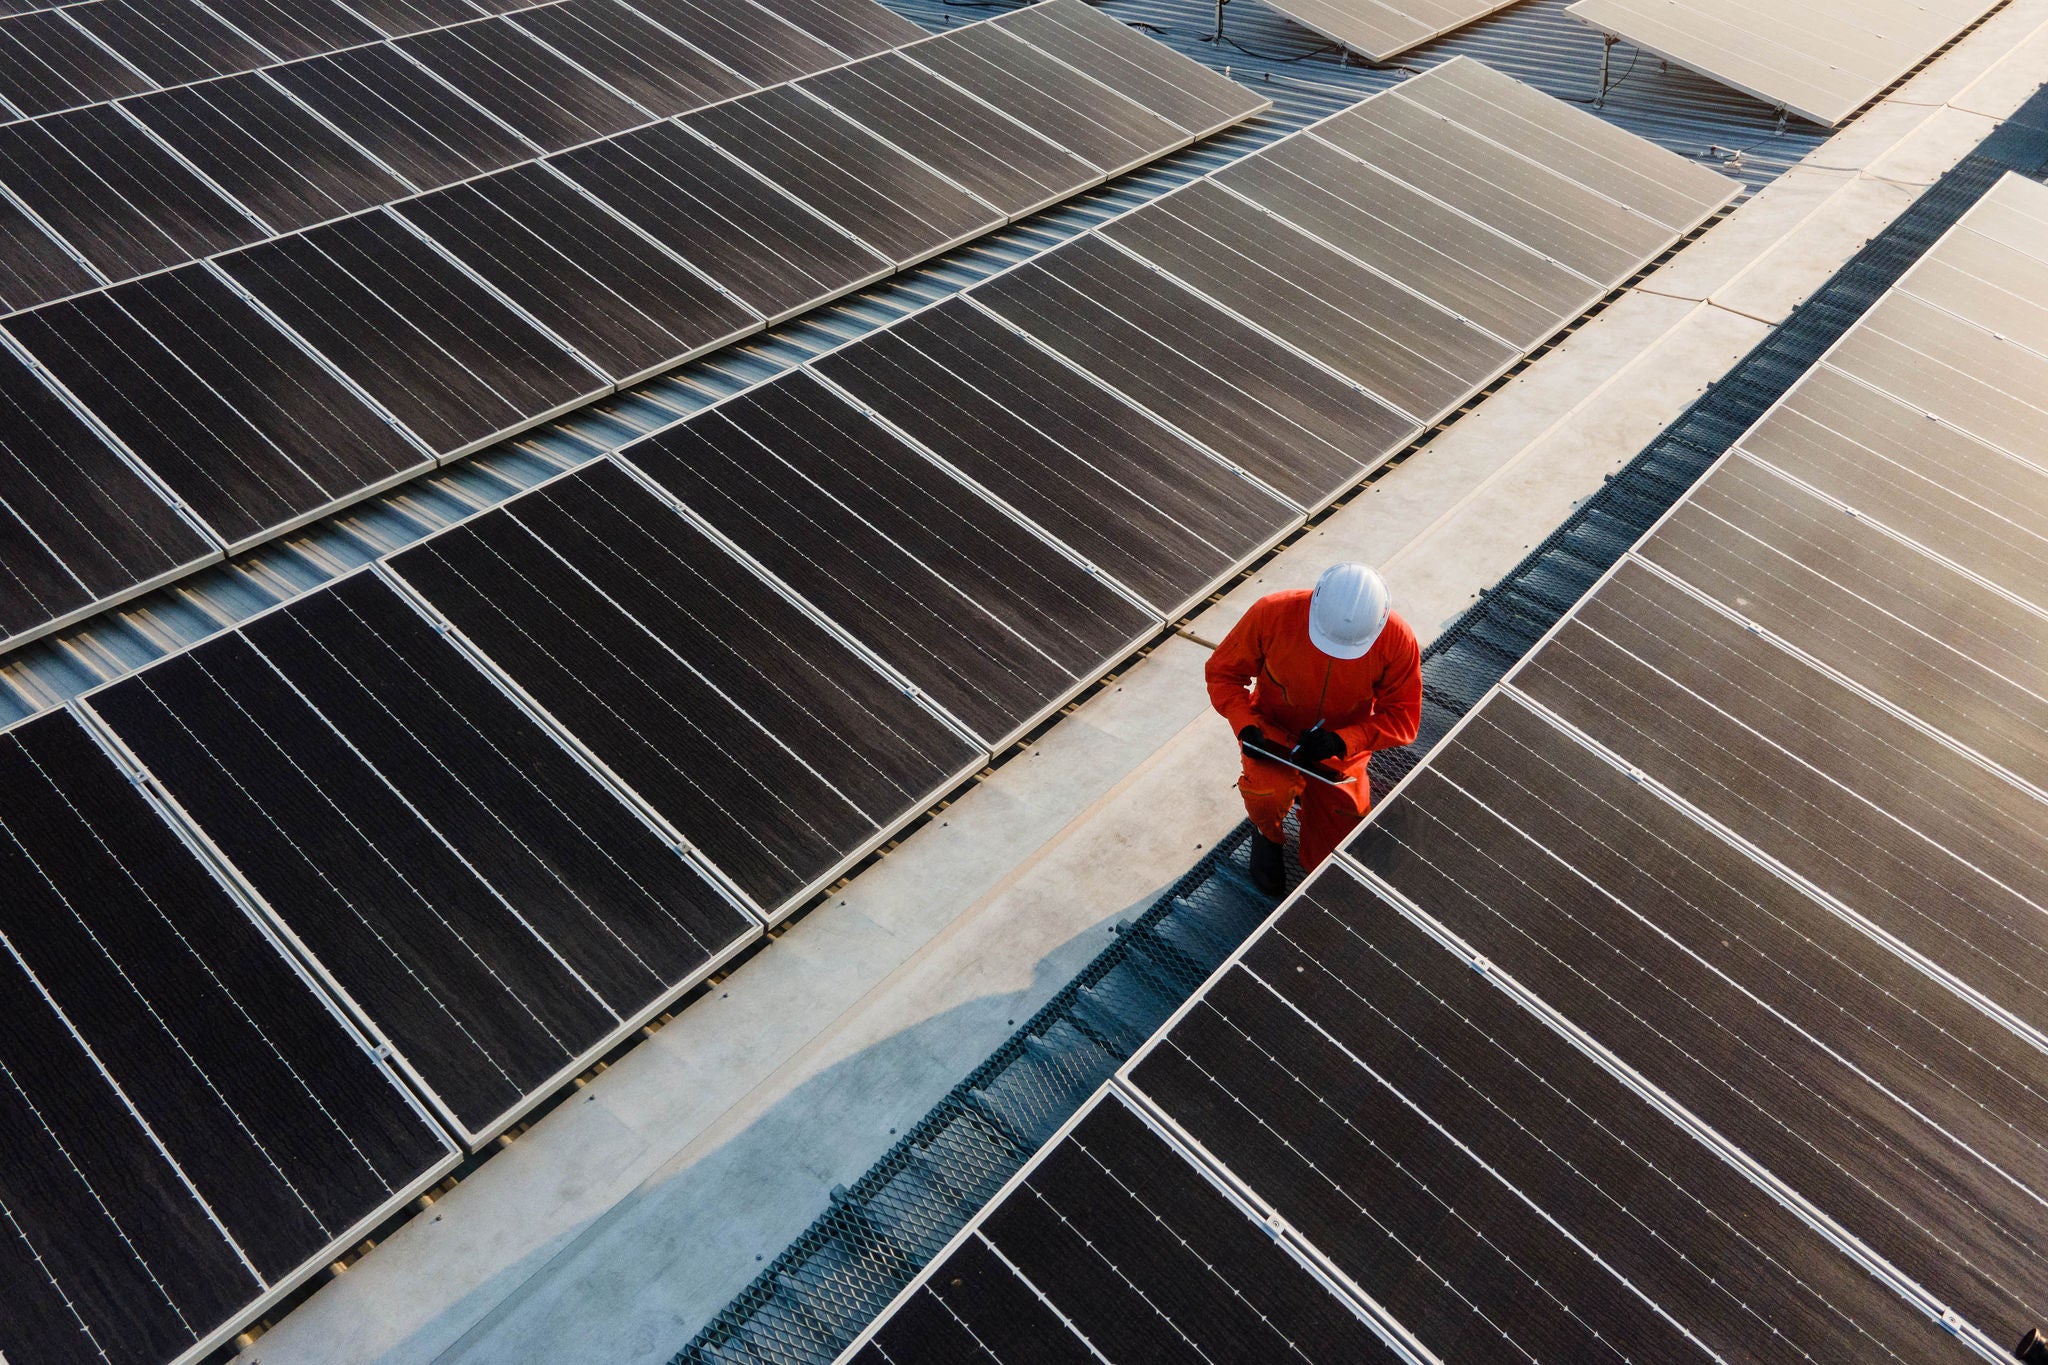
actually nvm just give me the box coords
[1334,614,1422,756]
[1205,603,1268,736]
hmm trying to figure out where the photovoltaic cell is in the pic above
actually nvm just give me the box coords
[4,262,431,547]
[69,0,270,87]
[681,85,1002,267]
[123,72,410,233]
[799,51,1096,220]
[1515,558,2048,1047]
[0,706,455,1365]
[1103,180,1516,421]
[973,234,1419,507]
[0,8,149,118]
[0,104,261,282]
[621,371,1158,744]
[1897,228,2048,357]
[193,0,380,60]
[268,42,535,191]
[395,162,760,386]
[387,460,984,915]
[398,18,647,152]
[218,210,605,458]
[1128,862,1973,1361]
[741,0,922,59]
[507,0,755,118]
[623,0,843,85]
[0,347,215,646]
[0,191,93,312]
[993,0,1268,139]
[1355,695,2048,1337]
[347,0,488,37]
[814,297,1298,615]
[551,119,890,322]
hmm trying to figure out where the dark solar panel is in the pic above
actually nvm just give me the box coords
[994,0,1267,139]
[218,210,604,458]
[682,84,1002,267]
[347,0,488,36]
[741,0,922,59]
[974,234,1419,508]
[0,347,215,646]
[386,459,984,915]
[0,706,454,1365]
[507,0,755,118]
[394,161,761,385]
[0,189,93,312]
[814,298,1297,616]
[193,0,381,59]
[4,262,431,546]
[124,72,410,233]
[800,51,1096,219]
[398,17,647,152]
[621,371,1158,744]
[0,8,149,118]
[551,119,889,322]
[69,0,270,87]
[0,103,261,281]
[268,42,534,191]
[623,0,842,85]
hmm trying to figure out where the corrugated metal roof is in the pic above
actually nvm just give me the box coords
[0,0,1826,726]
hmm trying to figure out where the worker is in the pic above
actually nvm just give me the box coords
[1205,563,1422,895]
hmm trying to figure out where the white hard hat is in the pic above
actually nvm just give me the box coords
[1308,563,1390,660]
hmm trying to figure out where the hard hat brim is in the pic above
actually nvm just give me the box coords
[1308,618,1379,660]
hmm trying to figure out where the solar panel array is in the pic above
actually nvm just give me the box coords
[0,0,1259,654]
[1567,0,2003,127]
[845,172,2048,1364]
[1255,0,1518,63]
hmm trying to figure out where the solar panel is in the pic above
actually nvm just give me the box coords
[0,705,456,1365]
[0,344,216,648]
[217,210,607,459]
[507,0,756,118]
[0,103,262,281]
[347,0,491,37]
[851,1094,1411,1364]
[814,297,1300,617]
[1897,227,2048,356]
[3,262,432,547]
[973,234,1420,509]
[742,0,922,60]
[0,189,93,312]
[393,161,762,386]
[83,570,758,1143]
[901,21,1185,177]
[0,8,150,118]
[550,119,891,323]
[1257,0,1517,63]
[992,0,1269,140]
[619,370,1160,745]
[268,42,534,191]
[68,0,270,88]
[385,459,986,917]
[681,84,1003,268]
[200,0,382,61]
[398,17,647,152]
[622,0,843,85]
[798,51,1098,220]
[123,72,411,233]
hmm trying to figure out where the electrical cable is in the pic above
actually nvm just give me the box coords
[1206,30,1344,63]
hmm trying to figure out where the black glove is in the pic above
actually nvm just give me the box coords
[1295,727,1346,763]
[1238,725,1264,746]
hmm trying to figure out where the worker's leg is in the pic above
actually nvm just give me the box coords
[1295,771,1373,872]
[1237,754,1304,845]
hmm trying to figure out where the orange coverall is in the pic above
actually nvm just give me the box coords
[1205,588,1422,871]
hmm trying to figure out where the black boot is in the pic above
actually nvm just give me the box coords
[1248,832,1286,897]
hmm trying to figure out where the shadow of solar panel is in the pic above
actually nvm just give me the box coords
[902,21,1184,177]
[551,119,891,323]
[202,0,381,60]
[0,8,150,117]
[0,104,261,282]
[4,262,431,547]
[974,234,1418,508]
[396,162,761,387]
[682,85,1003,268]
[399,17,647,152]
[218,210,606,459]
[814,297,1299,617]
[1103,180,1516,421]
[1128,862,1972,1361]
[509,0,755,118]
[0,191,93,312]
[69,0,269,87]
[0,707,455,1365]
[621,371,1158,745]
[125,72,411,234]
[856,1095,1406,1364]
[800,50,1098,220]
[744,0,922,59]
[1357,694,2048,1338]
[0,348,215,648]
[624,0,843,85]
[268,43,536,192]
[993,0,1269,140]
[386,460,985,917]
